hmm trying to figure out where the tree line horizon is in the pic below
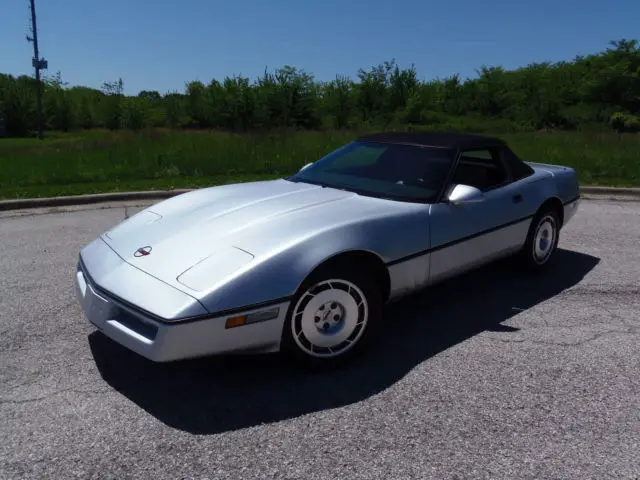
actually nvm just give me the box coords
[1,38,639,137]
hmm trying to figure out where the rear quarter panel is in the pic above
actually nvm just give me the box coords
[526,162,581,226]
[527,162,580,202]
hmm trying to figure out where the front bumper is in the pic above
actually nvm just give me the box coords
[75,240,290,362]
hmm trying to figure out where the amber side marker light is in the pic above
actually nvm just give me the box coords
[225,315,247,329]
[225,308,280,329]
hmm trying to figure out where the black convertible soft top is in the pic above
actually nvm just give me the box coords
[358,131,506,150]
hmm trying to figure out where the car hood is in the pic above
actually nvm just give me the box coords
[100,179,412,292]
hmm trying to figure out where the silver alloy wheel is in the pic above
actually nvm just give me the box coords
[532,214,557,264]
[291,278,369,358]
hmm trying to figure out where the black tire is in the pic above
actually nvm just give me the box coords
[280,262,382,371]
[517,206,561,271]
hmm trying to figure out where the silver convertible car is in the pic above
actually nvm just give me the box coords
[75,131,580,369]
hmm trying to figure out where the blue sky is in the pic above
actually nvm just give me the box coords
[2,0,638,95]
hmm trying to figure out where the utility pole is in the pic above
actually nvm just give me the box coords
[26,0,47,139]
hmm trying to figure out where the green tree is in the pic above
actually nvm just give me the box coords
[100,78,124,130]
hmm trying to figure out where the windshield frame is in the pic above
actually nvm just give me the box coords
[287,140,457,204]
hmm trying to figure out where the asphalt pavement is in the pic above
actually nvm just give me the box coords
[0,198,638,479]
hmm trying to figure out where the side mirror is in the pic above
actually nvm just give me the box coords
[299,162,313,172]
[446,184,485,206]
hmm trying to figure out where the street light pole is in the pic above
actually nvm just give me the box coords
[27,0,47,140]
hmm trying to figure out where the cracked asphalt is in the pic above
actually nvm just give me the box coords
[1,198,639,479]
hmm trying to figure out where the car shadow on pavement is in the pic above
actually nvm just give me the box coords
[89,248,600,435]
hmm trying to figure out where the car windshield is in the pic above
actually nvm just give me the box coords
[288,141,455,203]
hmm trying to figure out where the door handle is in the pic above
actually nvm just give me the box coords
[512,194,523,203]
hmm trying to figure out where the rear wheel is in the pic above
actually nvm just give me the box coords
[518,206,560,270]
[281,264,382,370]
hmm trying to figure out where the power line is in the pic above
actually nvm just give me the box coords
[26,0,47,140]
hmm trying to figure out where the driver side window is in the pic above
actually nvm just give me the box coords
[451,148,509,192]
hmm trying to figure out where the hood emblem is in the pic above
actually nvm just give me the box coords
[134,246,152,257]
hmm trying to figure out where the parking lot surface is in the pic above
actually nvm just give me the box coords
[1,198,639,479]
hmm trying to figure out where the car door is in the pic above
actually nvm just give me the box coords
[428,147,532,284]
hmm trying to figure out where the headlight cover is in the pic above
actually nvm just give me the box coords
[176,246,255,292]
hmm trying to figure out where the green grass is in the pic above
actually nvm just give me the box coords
[0,128,638,200]
[503,131,640,187]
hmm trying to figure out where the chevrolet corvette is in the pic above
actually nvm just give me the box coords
[75,131,580,368]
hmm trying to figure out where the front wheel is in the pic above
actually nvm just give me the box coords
[518,207,561,270]
[280,265,382,370]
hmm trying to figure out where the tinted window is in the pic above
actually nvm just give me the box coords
[461,149,494,161]
[289,141,455,202]
[452,148,508,191]
[503,147,534,180]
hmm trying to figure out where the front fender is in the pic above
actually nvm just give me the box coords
[195,212,430,314]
